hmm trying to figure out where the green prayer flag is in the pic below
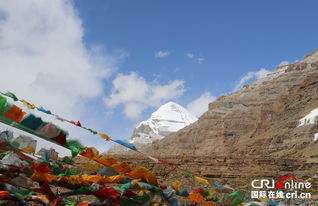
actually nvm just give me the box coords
[75,186,94,194]
[115,183,132,192]
[56,168,81,178]
[15,191,33,198]
[65,140,86,157]
[8,138,19,149]
[0,95,8,114]
[51,165,63,176]
[61,201,77,206]
[225,190,246,206]
[61,156,74,164]
[202,190,211,198]
[1,92,18,101]
[0,151,12,159]
[133,193,150,202]
[83,127,97,134]
[176,168,193,177]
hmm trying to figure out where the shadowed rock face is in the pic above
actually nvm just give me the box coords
[146,49,318,158]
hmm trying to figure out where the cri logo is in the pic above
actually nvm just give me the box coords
[251,174,298,189]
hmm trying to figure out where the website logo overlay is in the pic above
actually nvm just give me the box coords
[251,174,311,199]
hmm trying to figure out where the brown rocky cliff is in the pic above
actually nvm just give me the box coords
[146,50,318,158]
[108,50,318,192]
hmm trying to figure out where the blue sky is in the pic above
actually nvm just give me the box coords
[74,0,318,139]
[0,0,318,152]
[76,0,318,95]
[75,0,318,99]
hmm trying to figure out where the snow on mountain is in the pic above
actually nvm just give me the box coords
[298,108,318,126]
[298,107,318,141]
[106,102,197,154]
[130,101,198,144]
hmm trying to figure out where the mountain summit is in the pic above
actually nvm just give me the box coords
[130,101,197,145]
[106,102,197,154]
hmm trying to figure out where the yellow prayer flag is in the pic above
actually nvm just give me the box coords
[98,133,111,141]
[132,179,143,188]
[36,194,49,203]
[194,176,210,186]
[172,181,182,192]
[20,99,36,109]
[205,190,216,200]
[21,145,36,154]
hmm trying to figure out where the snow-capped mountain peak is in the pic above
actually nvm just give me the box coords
[106,102,197,154]
[130,102,197,144]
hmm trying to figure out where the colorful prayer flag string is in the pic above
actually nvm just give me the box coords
[0,91,213,187]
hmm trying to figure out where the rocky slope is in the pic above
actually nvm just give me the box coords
[112,155,318,194]
[145,49,318,158]
[105,49,318,195]
[107,102,197,154]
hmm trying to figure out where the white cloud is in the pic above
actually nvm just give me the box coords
[278,60,289,66]
[0,0,124,153]
[104,72,185,119]
[186,53,205,64]
[186,92,216,117]
[186,53,194,59]
[155,50,171,58]
[0,0,123,117]
[233,68,271,91]
[197,57,205,64]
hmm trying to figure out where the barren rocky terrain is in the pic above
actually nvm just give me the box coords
[107,49,318,196]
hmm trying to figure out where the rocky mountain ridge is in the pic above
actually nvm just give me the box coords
[144,49,318,158]
[106,49,318,195]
